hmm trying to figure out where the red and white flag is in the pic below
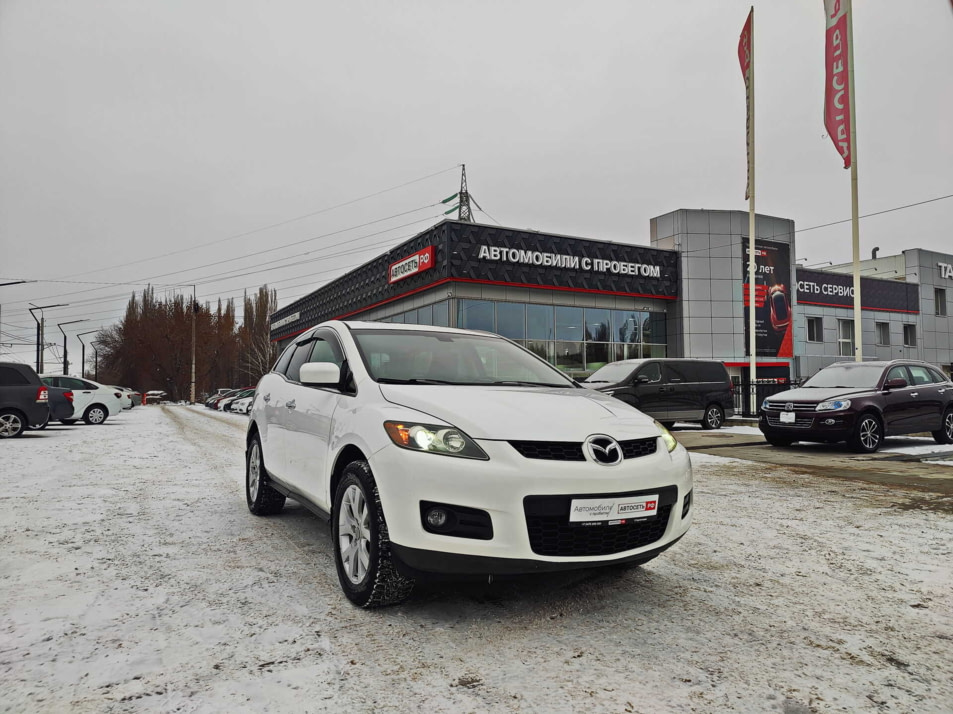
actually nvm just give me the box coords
[738,8,753,199]
[824,0,852,168]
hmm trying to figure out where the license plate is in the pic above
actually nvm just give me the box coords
[780,411,796,424]
[569,494,659,525]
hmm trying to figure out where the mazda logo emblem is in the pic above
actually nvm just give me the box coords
[584,435,623,466]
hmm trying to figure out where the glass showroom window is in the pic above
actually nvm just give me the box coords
[496,302,526,340]
[522,340,554,363]
[432,301,449,327]
[585,308,611,342]
[611,310,641,344]
[554,341,584,372]
[457,300,494,332]
[403,309,418,325]
[526,304,554,340]
[807,317,823,342]
[585,343,610,372]
[416,304,433,326]
[837,319,854,357]
[936,288,948,317]
[876,322,890,346]
[555,306,584,341]
[903,324,917,347]
[643,312,668,357]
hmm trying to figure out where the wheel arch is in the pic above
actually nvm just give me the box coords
[330,444,369,509]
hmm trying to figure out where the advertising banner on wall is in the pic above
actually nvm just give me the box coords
[743,239,793,357]
[796,269,919,313]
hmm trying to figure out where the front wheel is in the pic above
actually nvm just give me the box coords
[701,404,724,430]
[849,413,882,453]
[246,435,286,515]
[84,405,108,425]
[0,410,26,438]
[333,460,414,608]
[933,407,953,445]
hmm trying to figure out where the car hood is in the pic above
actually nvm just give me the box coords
[378,384,660,441]
[767,386,874,403]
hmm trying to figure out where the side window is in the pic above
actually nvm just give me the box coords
[885,366,910,384]
[662,362,689,383]
[310,332,344,368]
[61,377,88,390]
[81,380,99,390]
[41,376,55,387]
[678,362,702,383]
[699,363,728,383]
[637,363,661,383]
[929,367,950,384]
[273,343,296,375]
[907,365,934,385]
[285,340,317,382]
[0,367,29,386]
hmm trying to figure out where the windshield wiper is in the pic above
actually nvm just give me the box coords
[376,377,454,385]
[585,380,610,383]
[485,380,573,388]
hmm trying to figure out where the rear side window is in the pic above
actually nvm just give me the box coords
[907,365,935,385]
[60,377,88,390]
[663,362,690,383]
[698,362,729,383]
[929,368,950,383]
[0,366,29,386]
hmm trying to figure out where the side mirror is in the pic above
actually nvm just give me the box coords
[636,375,650,384]
[300,362,341,387]
[884,377,907,390]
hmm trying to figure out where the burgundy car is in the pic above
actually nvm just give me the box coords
[760,360,953,453]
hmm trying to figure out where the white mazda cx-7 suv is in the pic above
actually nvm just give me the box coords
[246,321,693,607]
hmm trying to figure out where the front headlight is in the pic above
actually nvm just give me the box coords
[816,399,851,412]
[653,420,679,453]
[383,421,489,460]
[761,399,769,411]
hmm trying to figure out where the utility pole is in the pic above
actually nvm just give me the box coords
[77,330,98,379]
[28,303,68,373]
[457,164,473,223]
[190,286,197,404]
[58,319,89,375]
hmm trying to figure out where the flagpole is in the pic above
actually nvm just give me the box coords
[847,0,862,361]
[747,6,757,412]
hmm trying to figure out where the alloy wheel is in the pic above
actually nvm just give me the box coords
[945,411,953,440]
[248,442,261,502]
[338,484,371,585]
[706,407,723,429]
[0,413,23,438]
[859,416,880,451]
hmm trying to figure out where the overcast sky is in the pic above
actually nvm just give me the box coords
[1,0,951,366]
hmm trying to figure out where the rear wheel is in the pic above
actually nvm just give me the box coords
[765,435,794,447]
[333,460,414,608]
[933,407,953,445]
[30,415,50,430]
[701,404,724,430]
[0,409,26,438]
[245,435,286,515]
[849,413,882,453]
[83,405,108,425]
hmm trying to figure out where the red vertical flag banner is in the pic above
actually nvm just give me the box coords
[738,9,753,198]
[824,0,852,168]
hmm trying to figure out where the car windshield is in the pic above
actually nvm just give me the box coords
[802,364,884,389]
[351,328,577,387]
[584,361,643,384]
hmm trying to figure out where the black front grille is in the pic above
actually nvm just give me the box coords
[509,441,585,461]
[766,414,815,429]
[509,437,658,462]
[523,486,678,557]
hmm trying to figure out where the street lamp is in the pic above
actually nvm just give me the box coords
[28,303,69,373]
[57,319,89,375]
[91,341,101,381]
[76,330,99,379]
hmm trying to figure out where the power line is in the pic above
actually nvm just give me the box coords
[795,192,953,235]
[51,164,462,281]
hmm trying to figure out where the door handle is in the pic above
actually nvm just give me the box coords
[285,399,296,410]
[262,393,271,403]
[910,392,919,397]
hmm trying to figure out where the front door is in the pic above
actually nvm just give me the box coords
[881,365,920,434]
[631,362,668,420]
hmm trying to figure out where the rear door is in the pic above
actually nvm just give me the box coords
[906,364,944,432]
[58,376,94,416]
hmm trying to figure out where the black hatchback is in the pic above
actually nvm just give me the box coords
[760,360,953,453]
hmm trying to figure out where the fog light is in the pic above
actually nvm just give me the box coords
[823,418,836,425]
[426,507,448,529]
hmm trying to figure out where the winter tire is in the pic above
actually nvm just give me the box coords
[246,435,286,515]
[701,404,724,430]
[30,415,50,430]
[765,435,794,447]
[0,409,26,439]
[333,460,414,608]
[933,407,953,445]
[83,405,108,425]
[849,413,882,453]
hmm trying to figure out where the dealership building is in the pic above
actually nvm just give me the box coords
[270,210,953,383]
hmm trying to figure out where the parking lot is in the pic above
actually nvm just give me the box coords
[2,405,952,713]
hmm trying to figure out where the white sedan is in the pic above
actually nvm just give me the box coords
[40,375,124,425]
[245,321,693,608]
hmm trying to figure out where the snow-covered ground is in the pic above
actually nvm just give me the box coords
[1,405,952,713]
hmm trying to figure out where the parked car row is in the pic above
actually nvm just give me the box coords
[0,362,136,438]
[205,387,254,413]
